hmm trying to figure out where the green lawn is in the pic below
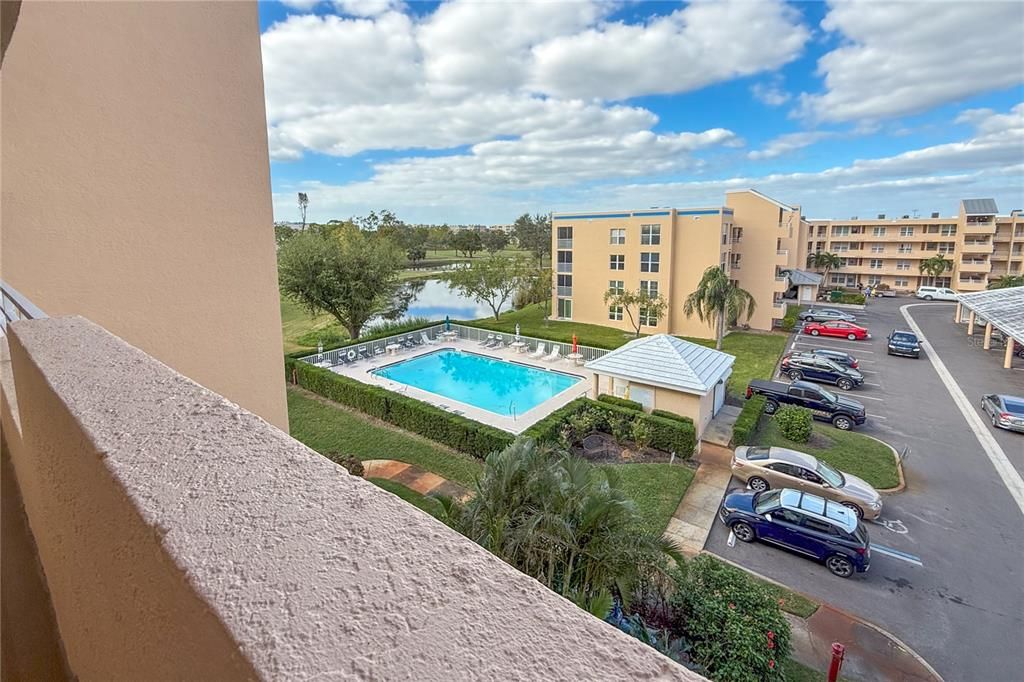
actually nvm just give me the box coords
[758,579,819,618]
[368,478,445,519]
[605,463,694,534]
[280,297,345,354]
[468,303,788,396]
[287,388,483,487]
[755,418,900,489]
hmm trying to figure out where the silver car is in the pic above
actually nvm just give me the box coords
[731,446,883,519]
[799,308,857,323]
[981,394,1024,433]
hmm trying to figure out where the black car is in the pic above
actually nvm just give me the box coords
[802,348,860,370]
[746,380,867,430]
[780,353,865,390]
[887,329,921,358]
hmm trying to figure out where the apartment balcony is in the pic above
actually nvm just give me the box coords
[958,260,992,274]
[556,262,573,273]
[991,248,1010,261]
[963,221,996,234]
[557,239,573,249]
[557,286,573,297]
[957,278,988,291]
[0,314,701,681]
[961,241,993,254]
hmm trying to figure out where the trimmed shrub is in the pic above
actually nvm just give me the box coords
[774,405,812,443]
[523,398,590,444]
[650,409,693,425]
[597,394,644,412]
[779,305,802,332]
[587,401,696,456]
[670,555,791,682]
[731,395,766,446]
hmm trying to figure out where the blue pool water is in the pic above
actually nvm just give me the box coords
[373,349,582,416]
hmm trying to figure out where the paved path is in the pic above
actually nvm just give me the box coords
[664,443,733,556]
[363,459,472,501]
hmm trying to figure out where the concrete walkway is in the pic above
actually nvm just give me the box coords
[362,459,472,501]
[701,405,741,447]
[664,443,733,556]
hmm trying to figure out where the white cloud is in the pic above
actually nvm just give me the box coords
[800,0,1024,122]
[530,0,809,100]
[334,0,404,18]
[281,0,322,10]
[748,131,834,160]
[751,81,791,107]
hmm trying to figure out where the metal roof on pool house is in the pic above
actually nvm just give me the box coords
[584,334,735,395]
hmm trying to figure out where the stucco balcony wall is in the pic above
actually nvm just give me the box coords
[1,316,701,681]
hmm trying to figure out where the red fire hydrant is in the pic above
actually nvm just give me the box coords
[828,642,846,682]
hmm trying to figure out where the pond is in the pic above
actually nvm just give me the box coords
[387,278,497,322]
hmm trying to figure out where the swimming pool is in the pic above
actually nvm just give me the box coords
[372,349,582,416]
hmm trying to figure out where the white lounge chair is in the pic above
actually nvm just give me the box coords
[542,347,561,362]
[528,343,547,359]
[420,331,437,345]
[479,333,495,347]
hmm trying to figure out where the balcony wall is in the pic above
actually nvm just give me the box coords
[0,316,700,681]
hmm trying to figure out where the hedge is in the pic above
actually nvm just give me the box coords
[285,318,439,360]
[588,401,696,456]
[779,305,803,332]
[651,408,693,425]
[597,394,644,411]
[731,395,767,446]
[290,360,514,457]
[522,398,590,443]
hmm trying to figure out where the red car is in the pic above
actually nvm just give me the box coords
[802,321,870,340]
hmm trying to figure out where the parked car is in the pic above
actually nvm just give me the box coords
[991,331,1024,358]
[746,379,867,430]
[799,308,857,323]
[781,352,864,390]
[886,329,922,358]
[801,348,859,369]
[802,321,871,340]
[731,446,883,519]
[718,488,871,578]
[916,286,958,301]
[980,394,1024,433]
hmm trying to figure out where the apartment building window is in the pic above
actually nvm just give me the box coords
[557,274,572,297]
[938,244,954,254]
[867,275,882,285]
[608,279,625,294]
[557,298,572,319]
[730,253,742,270]
[639,280,659,298]
[831,274,857,286]
[935,276,952,287]
[940,225,957,236]
[833,243,850,252]
[900,226,914,237]
[871,245,885,253]
[870,259,883,269]
[557,226,573,249]
[608,306,623,321]
[557,250,573,273]
[610,254,625,270]
[638,306,658,327]
[873,226,886,236]
[609,228,626,245]
[896,260,910,270]
[640,224,661,245]
[897,245,913,254]
[832,226,851,236]
[640,252,660,272]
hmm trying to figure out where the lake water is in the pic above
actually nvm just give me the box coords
[393,278,496,321]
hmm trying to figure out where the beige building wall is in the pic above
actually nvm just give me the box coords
[1,1,288,429]
[591,373,714,439]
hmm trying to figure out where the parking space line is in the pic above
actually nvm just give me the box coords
[901,303,1024,516]
[794,340,875,353]
[872,544,924,567]
[864,382,883,388]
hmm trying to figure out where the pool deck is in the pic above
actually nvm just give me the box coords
[318,338,595,434]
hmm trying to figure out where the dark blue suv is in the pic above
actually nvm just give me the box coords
[780,352,865,391]
[718,488,871,578]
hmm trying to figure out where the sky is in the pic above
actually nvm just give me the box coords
[260,0,1024,225]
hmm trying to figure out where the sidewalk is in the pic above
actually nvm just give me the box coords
[663,442,732,556]
[362,459,471,501]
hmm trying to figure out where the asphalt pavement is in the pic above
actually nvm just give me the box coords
[705,297,1024,681]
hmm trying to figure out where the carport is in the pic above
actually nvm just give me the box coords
[954,286,1024,368]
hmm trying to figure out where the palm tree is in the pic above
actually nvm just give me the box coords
[807,251,843,284]
[683,266,757,350]
[918,254,952,285]
[987,274,1024,289]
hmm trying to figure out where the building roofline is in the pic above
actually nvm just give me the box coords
[724,188,794,212]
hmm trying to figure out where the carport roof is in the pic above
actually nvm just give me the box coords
[583,334,734,395]
[956,286,1024,341]
[785,269,823,286]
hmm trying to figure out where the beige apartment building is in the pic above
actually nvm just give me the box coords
[551,189,810,337]
[807,199,1024,293]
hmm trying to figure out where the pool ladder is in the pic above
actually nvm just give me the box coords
[509,400,517,421]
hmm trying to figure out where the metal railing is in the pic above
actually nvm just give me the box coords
[1,280,47,334]
[297,322,611,368]
[556,263,573,273]
[557,286,572,297]
[557,239,573,249]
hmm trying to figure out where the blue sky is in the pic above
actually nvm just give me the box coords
[260,0,1023,224]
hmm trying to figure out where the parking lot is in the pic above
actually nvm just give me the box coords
[705,297,1024,681]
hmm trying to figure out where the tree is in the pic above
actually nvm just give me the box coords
[603,288,668,337]
[988,274,1024,289]
[481,229,510,253]
[277,226,403,339]
[450,229,483,258]
[919,254,952,283]
[683,266,757,350]
[406,246,427,263]
[274,223,296,247]
[513,213,552,266]
[807,251,843,284]
[297,192,309,231]
[447,438,681,615]
[427,225,451,253]
[513,267,552,311]
[443,254,528,320]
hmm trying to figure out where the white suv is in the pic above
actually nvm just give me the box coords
[916,286,958,301]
